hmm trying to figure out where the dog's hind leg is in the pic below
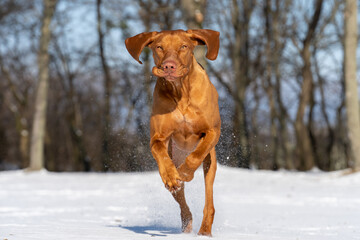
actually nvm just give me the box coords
[168,138,193,233]
[171,183,193,233]
[198,148,217,236]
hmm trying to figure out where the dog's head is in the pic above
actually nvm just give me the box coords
[125,29,219,81]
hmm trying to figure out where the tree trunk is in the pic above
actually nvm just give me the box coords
[274,0,293,169]
[315,54,335,171]
[0,60,30,168]
[97,0,112,171]
[295,44,316,171]
[344,0,360,170]
[250,81,261,168]
[263,0,280,170]
[18,119,29,168]
[68,77,89,171]
[294,0,323,171]
[29,0,57,171]
[230,0,254,168]
[140,4,153,112]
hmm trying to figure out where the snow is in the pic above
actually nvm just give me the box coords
[1,166,360,240]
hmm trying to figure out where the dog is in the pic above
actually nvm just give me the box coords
[125,29,220,236]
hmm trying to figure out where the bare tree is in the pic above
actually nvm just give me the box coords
[51,32,95,171]
[293,0,323,170]
[0,57,31,168]
[262,0,293,169]
[344,0,360,170]
[29,0,57,171]
[97,0,112,171]
[231,0,256,168]
[309,0,342,170]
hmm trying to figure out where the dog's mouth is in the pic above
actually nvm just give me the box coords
[152,65,189,81]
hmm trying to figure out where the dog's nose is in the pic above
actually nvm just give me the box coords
[163,61,176,73]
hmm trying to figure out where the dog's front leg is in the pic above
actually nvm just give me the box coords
[151,139,182,192]
[177,128,220,182]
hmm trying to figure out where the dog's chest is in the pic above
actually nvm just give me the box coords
[173,109,192,125]
[172,104,201,132]
[171,106,203,151]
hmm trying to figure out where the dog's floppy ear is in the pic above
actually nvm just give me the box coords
[125,31,158,64]
[186,29,220,61]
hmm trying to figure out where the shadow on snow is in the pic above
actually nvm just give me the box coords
[117,224,182,237]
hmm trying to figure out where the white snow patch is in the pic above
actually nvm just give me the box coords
[0,166,360,239]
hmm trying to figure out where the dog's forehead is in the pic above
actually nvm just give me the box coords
[154,30,192,46]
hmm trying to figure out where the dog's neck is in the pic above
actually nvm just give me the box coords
[160,57,201,102]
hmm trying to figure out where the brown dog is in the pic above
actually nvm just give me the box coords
[125,29,221,236]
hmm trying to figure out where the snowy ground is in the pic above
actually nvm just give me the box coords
[1,165,360,240]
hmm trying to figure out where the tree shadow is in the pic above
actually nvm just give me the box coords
[118,224,182,237]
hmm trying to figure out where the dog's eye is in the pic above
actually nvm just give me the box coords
[180,45,188,50]
[156,46,163,50]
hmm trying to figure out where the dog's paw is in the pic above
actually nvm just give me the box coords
[177,163,194,182]
[167,180,183,194]
[159,166,182,193]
